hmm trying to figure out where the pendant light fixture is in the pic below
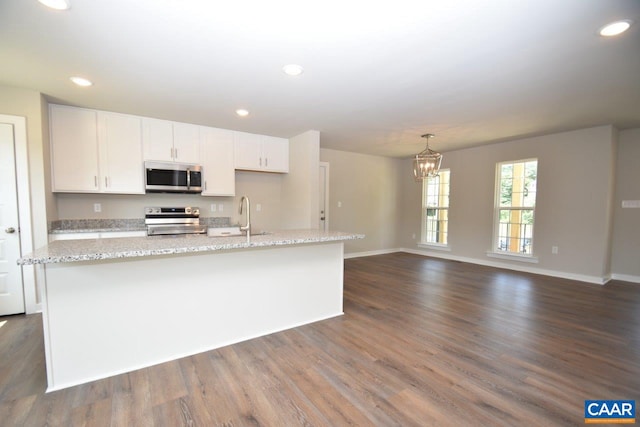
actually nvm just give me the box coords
[413,133,442,181]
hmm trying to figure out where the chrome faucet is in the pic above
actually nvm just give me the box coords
[239,196,251,241]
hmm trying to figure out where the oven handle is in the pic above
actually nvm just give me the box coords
[187,168,191,190]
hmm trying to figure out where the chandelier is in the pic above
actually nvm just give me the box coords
[413,133,442,181]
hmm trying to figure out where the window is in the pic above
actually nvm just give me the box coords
[421,169,450,245]
[494,159,537,255]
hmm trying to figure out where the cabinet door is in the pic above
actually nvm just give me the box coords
[50,105,99,192]
[172,123,201,164]
[142,118,173,162]
[234,131,262,170]
[262,136,289,173]
[200,127,235,196]
[98,112,145,194]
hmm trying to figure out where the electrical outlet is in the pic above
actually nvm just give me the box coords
[93,203,101,213]
[256,203,262,212]
[412,233,416,240]
[552,246,559,254]
[218,204,223,212]
[210,204,217,212]
[338,201,342,208]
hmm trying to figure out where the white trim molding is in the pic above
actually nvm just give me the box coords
[0,114,37,313]
[417,242,451,252]
[486,251,539,264]
[611,274,640,284]
[344,248,402,259]
[398,248,610,285]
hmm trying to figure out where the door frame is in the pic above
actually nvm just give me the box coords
[0,114,35,314]
[319,162,330,231]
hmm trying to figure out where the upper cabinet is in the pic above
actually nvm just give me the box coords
[142,118,200,164]
[234,131,289,173]
[50,105,99,192]
[98,112,145,193]
[200,127,235,196]
[49,105,287,196]
[50,105,144,194]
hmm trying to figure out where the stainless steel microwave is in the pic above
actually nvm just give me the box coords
[144,161,202,193]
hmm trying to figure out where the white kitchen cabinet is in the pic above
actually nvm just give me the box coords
[173,123,201,164]
[98,112,144,193]
[142,118,200,164]
[50,105,144,194]
[234,131,289,173]
[261,135,289,172]
[200,126,235,196]
[50,105,100,192]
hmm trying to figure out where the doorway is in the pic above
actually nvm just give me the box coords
[0,115,34,316]
[319,162,329,231]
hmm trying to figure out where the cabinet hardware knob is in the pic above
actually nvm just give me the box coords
[5,227,16,234]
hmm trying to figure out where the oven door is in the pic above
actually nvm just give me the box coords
[145,161,202,193]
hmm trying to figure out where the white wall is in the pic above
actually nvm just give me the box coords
[320,148,402,254]
[399,126,618,283]
[281,130,320,229]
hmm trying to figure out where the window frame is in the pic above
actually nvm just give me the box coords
[490,158,538,261]
[419,169,450,249]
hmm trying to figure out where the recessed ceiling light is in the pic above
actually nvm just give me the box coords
[70,76,93,87]
[599,20,632,37]
[37,0,70,10]
[235,109,249,117]
[282,64,304,76]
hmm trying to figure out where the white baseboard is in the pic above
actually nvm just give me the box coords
[611,273,640,284]
[344,248,402,259]
[388,248,609,285]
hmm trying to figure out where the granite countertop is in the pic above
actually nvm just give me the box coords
[49,217,231,234]
[19,229,365,265]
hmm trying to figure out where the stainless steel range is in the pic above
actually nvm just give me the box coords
[145,207,207,236]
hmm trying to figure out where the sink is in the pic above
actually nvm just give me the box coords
[207,227,242,237]
[207,227,270,237]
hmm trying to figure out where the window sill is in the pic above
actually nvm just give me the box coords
[486,251,538,263]
[418,243,451,252]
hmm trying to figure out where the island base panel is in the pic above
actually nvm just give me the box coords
[41,242,344,391]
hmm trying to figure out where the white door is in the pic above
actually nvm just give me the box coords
[319,162,329,231]
[0,123,25,315]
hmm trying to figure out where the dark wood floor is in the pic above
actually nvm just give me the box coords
[1,253,639,426]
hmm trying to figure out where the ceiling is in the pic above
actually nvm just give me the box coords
[1,0,639,157]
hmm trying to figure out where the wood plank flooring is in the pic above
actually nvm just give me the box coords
[1,253,639,426]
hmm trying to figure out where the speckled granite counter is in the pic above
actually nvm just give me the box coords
[48,217,231,234]
[19,229,365,265]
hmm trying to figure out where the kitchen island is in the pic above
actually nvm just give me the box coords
[19,230,364,391]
